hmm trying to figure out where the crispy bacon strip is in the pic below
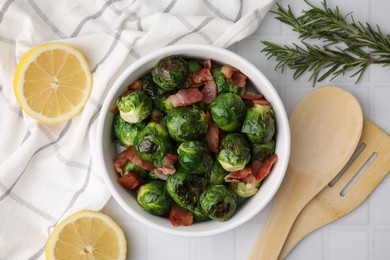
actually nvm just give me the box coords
[113,146,154,174]
[224,155,277,184]
[188,68,214,87]
[128,80,143,90]
[201,78,217,104]
[255,154,278,183]
[154,153,178,176]
[168,88,203,107]
[224,166,253,183]
[117,172,144,190]
[252,99,271,106]
[170,203,193,226]
[204,58,212,70]
[113,151,129,175]
[206,117,219,154]
[150,109,164,123]
[221,64,247,88]
[240,91,264,100]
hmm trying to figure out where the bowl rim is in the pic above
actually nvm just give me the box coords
[95,44,290,237]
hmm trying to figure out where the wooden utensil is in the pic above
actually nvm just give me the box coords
[249,86,363,260]
[279,117,390,259]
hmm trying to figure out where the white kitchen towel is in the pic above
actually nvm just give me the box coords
[0,0,274,258]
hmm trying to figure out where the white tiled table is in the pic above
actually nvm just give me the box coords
[103,0,390,259]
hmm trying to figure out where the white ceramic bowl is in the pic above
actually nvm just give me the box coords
[96,44,290,237]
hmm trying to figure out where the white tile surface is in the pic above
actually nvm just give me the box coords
[103,0,390,259]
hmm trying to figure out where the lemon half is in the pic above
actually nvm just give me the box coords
[14,42,93,124]
[45,210,127,260]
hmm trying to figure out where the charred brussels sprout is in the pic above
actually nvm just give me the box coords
[116,90,152,123]
[241,104,276,144]
[166,170,208,212]
[137,180,172,215]
[212,67,245,95]
[217,133,251,172]
[207,160,228,186]
[209,93,246,132]
[200,185,237,221]
[152,56,189,91]
[251,139,276,161]
[134,122,172,162]
[166,107,208,141]
[142,74,165,100]
[230,181,260,198]
[177,141,213,174]
[113,114,146,147]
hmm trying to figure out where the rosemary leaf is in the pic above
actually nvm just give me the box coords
[262,0,390,85]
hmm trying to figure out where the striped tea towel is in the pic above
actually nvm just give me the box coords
[0,0,274,258]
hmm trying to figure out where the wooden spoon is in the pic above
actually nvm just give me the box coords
[279,117,390,259]
[248,86,363,260]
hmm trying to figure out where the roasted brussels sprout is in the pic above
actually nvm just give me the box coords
[187,59,203,72]
[166,170,208,212]
[209,93,246,132]
[116,90,152,123]
[122,161,149,179]
[134,122,172,162]
[177,140,213,174]
[192,207,210,222]
[230,181,260,198]
[217,133,251,171]
[142,74,165,100]
[241,104,275,144]
[137,180,172,216]
[251,139,276,161]
[152,56,189,91]
[165,107,208,141]
[207,160,228,185]
[113,114,146,147]
[153,94,174,113]
[212,67,245,95]
[200,185,236,221]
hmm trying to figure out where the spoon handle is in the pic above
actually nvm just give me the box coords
[248,170,312,260]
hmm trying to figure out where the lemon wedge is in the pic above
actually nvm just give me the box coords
[14,42,93,124]
[45,210,127,260]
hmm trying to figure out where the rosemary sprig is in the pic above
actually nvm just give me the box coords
[262,0,390,86]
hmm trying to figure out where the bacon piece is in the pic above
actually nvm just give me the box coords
[170,203,193,226]
[110,104,119,114]
[154,153,178,176]
[255,154,278,182]
[251,160,263,176]
[114,146,154,174]
[224,166,253,183]
[240,91,264,100]
[204,59,212,70]
[206,117,219,154]
[242,174,257,184]
[221,64,247,88]
[252,99,270,106]
[201,78,217,104]
[150,109,164,123]
[168,88,203,107]
[113,151,129,175]
[188,69,214,87]
[128,80,143,90]
[117,172,144,190]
